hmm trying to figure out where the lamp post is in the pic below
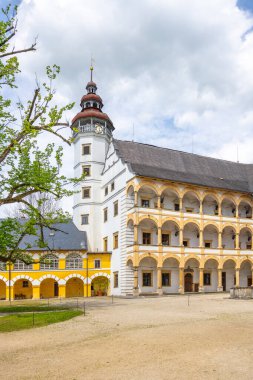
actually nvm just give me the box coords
[80,241,87,297]
[8,261,11,303]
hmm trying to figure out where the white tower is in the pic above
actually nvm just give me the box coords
[72,67,114,251]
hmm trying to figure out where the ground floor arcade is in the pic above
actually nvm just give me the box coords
[0,272,110,300]
[127,255,253,295]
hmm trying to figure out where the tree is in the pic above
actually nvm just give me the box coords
[0,4,81,267]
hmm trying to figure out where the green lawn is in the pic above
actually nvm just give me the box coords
[0,310,83,332]
[0,305,72,313]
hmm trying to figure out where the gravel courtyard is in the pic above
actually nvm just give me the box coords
[0,293,253,380]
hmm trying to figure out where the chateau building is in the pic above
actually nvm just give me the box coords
[0,221,111,300]
[72,69,253,296]
[1,69,253,299]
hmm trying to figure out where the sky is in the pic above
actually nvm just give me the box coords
[2,0,253,214]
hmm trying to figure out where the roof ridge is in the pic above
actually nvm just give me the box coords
[113,139,251,166]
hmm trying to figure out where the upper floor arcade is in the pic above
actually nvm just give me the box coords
[126,179,253,222]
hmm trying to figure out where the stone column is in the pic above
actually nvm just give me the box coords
[235,268,240,287]
[158,227,162,245]
[236,205,239,218]
[179,228,183,246]
[157,196,161,209]
[218,204,222,217]
[134,191,138,207]
[199,229,204,248]
[217,269,223,292]
[32,286,40,299]
[218,232,222,249]
[235,233,239,250]
[157,267,163,295]
[58,284,66,298]
[199,268,204,292]
[133,266,139,296]
[179,267,184,294]
[199,200,203,215]
[179,197,183,212]
[134,224,138,244]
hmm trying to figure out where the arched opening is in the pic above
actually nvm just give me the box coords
[183,222,200,248]
[138,185,158,209]
[40,278,59,298]
[14,279,33,299]
[222,226,236,249]
[182,191,200,214]
[138,218,158,245]
[240,260,252,287]
[160,188,179,211]
[13,259,33,271]
[139,257,157,294]
[239,227,252,250]
[40,254,59,270]
[222,259,236,291]
[184,258,199,292]
[221,198,236,217]
[0,280,6,300]
[66,278,84,298]
[204,259,218,292]
[126,219,134,246]
[66,253,83,269]
[126,185,135,209]
[202,194,219,216]
[91,276,109,296]
[238,200,252,219]
[162,258,179,293]
[203,225,218,248]
[161,221,180,246]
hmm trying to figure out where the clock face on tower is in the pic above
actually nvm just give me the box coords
[94,124,104,134]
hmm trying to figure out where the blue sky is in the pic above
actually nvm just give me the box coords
[237,0,253,12]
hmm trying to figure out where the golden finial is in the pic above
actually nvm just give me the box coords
[90,56,95,81]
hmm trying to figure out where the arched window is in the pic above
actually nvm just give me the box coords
[14,260,33,271]
[93,102,97,108]
[66,253,82,269]
[86,102,91,108]
[40,254,59,270]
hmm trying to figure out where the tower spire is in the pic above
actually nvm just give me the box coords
[90,57,94,82]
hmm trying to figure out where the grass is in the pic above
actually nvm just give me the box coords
[0,305,72,313]
[0,310,83,332]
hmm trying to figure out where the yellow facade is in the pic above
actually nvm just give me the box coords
[126,176,253,294]
[0,251,111,300]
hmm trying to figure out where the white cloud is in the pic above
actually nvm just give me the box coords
[7,0,253,213]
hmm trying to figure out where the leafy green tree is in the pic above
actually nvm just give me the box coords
[0,4,80,267]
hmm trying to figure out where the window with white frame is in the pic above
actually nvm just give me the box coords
[81,214,89,225]
[66,253,83,269]
[82,187,90,199]
[94,259,101,269]
[40,254,59,270]
[13,260,33,271]
[82,144,91,155]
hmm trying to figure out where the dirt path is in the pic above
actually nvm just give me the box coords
[0,294,253,380]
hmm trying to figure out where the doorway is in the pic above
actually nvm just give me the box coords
[222,272,226,291]
[184,273,193,292]
[54,282,59,297]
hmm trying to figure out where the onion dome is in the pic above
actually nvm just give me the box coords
[71,66,114,130]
